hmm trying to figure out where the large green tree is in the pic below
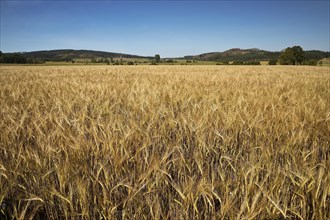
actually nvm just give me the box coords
[291,46,305,65]
[279,46,305,65]
[155,54,160,63]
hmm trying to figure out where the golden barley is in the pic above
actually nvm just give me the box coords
[0,65,329,219]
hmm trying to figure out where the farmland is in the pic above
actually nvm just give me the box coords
[0,65,329,219]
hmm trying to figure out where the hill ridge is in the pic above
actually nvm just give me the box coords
[13,49,152,62]
[185,48,329,62]
[3,48,329,62]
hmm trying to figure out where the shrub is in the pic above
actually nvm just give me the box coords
[302,60,317,66]
[268,59,277,65]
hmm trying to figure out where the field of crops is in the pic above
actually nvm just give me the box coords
[0,65,329,219]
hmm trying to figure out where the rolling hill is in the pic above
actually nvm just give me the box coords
[185,48,330,62]
[1,48,329,63]
[18,49,152,62]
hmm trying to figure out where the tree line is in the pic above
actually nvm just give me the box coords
[0,52,27,64]
[0,51,45,64]
[1,47,328,65]
[269,46,322,66]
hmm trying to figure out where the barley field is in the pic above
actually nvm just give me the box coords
[0,65,329,219]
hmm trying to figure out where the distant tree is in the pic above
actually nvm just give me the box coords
[0,53,27,64]
[127,61,134,65]
[268,59,277,65]
[279,47,295,65]
[291,46,305,65]
[155,54,160,63]
[244,61,260,65]
[71,60,75,64]
[302,59,317,66]
[304,51,330,60]
[91,58,96,63]
[27,58,34,64]
[279,46,305,65]
[232,61,244,65]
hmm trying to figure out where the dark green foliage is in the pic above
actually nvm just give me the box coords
[191,49,281,62]
[15,50,151,63]
[279,48,295,65]
[244,61,261,65]
[94,58,111,64]
[27,58,34,64]
[291,46,305,64]
[302,59,318,66]
[232,61,244,65]
[305,50,330,60]
[0,53,27,64]
[279,46,305,65]
[268,59,277,65]
[215,61,229,65]
[279,47,321,66]
[2,49,328,65]
[190,48,329,63]
[231,61,260,65]
[127,61,134,65]
[155,54,160,63]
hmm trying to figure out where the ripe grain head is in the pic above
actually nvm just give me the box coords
[0,65,329,219]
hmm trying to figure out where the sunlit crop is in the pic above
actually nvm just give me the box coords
[0,65,329,219]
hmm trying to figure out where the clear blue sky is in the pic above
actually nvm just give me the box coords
[1,0,329,57]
